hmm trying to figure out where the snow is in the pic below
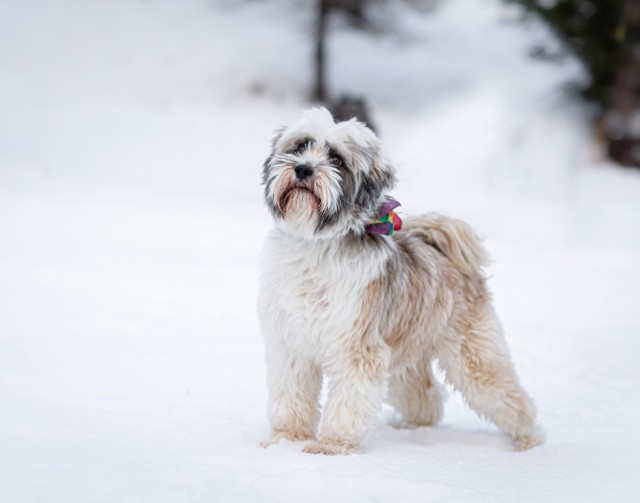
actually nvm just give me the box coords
[1,0,640,501]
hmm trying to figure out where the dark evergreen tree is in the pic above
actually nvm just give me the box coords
[312,0,435,129]
[312,1,376,128]
[510,0,640,168]
[312,0,370,103]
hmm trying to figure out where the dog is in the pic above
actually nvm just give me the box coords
[258,107,543,454]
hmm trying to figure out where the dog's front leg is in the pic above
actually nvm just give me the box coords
[261,341,323,447]
[303,341,389,455]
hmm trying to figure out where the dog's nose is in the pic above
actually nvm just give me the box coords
[294,164,314,180]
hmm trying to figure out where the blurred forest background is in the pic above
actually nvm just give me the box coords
[311,0,640,168]
[2,0,640,501]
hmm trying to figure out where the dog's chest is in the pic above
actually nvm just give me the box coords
[267,250,361,322]
[259,235,380,353]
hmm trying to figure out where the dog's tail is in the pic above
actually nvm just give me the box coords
[405,213,490,277]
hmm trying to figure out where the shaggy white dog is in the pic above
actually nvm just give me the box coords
[258,108,543,454]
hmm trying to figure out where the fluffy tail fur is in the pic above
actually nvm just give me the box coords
[404,213,491,277]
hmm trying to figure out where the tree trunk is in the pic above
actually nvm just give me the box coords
[312,0,330,102]
[605,0,640,168]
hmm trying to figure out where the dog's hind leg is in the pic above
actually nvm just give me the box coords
[388,354,446,427]
[437,308,544,450]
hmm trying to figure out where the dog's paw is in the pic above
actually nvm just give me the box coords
[260,430,315,448]
[259,436,281,449]
[513,428,545,451]
[302,441,354,455]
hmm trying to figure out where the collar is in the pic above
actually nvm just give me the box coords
[366,197,403,236]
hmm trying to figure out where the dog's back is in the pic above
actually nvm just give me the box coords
[398,213,490,278]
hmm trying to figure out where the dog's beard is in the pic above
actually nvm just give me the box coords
[281,186,319,219]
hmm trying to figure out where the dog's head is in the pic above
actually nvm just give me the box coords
[262,107,396,239]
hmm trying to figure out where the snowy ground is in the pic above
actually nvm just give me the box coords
[1,0,640,501]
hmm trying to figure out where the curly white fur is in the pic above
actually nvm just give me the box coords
[259,108,544,454]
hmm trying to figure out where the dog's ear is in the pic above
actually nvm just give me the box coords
[261,127,286,185]
[356,151,396,209]
[356,175,379,208]
[270,126,286,151]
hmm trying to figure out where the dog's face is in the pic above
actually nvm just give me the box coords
[262,108,396,239]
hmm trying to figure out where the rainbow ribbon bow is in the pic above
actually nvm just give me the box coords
[366,197,403,236]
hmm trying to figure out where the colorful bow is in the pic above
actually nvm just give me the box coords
[366,197,402,236]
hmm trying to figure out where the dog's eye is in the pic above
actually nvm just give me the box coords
[330,154,344,168]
